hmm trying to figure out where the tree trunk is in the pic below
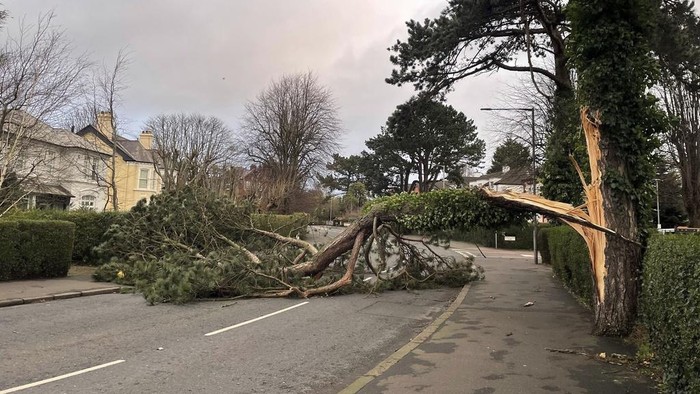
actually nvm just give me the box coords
[286,208,392,277]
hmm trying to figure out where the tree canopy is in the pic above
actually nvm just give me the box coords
[387,0,571,95]
[488,138,531,173]
[367,97,484,193]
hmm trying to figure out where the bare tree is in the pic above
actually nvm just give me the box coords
[242,72,341,213]
[63,50,129,211]
[146,113,236,191]
[658,76,700,226]
[0,12,89,214]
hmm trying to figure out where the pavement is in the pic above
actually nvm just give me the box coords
[0,243,658,393]
[0,268,122,307]
[343,242,658,394]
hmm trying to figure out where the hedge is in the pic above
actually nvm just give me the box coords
[0,219,75,280]
[642,234,700,392]
[251,213,310,238]
[452,224,542,250]
[539,226,594,305]
[3,210,123,264]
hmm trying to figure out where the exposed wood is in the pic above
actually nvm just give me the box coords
[249,227,319,255]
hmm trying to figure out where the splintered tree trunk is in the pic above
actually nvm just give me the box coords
[582,111,642,336]
[480,108,643,336]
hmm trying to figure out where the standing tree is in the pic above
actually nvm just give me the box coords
[654,0,700,226]
[565,0,662,335]
[488,138,531,173]
[0,12,89,214]
[318,153,365,194]
[372,97,484,193]
[146,113,236,191]
[389,1,590,206]
[242,72,341,213]
[364,132,414,194]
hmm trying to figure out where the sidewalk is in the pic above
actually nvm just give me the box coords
[347,243,657,393]
[0,268,122,307]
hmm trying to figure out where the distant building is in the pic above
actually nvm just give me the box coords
[3,110,110,210]
[77,112,161,211]
[465,166,536,193]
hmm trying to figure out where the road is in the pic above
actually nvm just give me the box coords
[0,287,459,393]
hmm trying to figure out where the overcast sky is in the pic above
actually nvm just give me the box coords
[4,1,531,170]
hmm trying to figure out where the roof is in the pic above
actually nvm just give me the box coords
[464,171,505,183]
[4,110,109,155]
[23,180,74,197]
[495,166,533,186]
[77,125,154,163]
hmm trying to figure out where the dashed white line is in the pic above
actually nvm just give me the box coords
[205,301,309,336]
[520,254,534,257]
[454,249,476,258]
[0,360,125,394]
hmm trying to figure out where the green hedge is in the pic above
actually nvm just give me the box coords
[452,224,541,250]
[539,226,594,305]
[3,210,123,264]
[642,234,700,392]
[0,219,75,280]
[251,213,310,238]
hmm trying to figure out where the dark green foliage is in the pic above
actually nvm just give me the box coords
[387,0,571,93]
[4,210,124,264]
[452,224,542,250]
[569,0,663,228]
[488,138,531,174]
[250,213,309,238]
[539,226,594,306]
[318,153,366,193]
[0,220,74,280]
[0,221,20,280]
[367,97,484,193]
[367,188,525,233]
[541,90,588,206]
[642,234,700,392]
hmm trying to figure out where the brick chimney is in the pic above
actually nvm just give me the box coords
[138,130,153,150]
[96,111,114,140]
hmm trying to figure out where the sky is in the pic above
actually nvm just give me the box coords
[3,1,527,170]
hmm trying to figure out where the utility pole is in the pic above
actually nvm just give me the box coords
[481,107,538,264]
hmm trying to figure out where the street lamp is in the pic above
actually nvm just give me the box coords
[481,107,538,264]
[654,178,661,230]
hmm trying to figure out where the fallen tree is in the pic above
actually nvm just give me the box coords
[95,187,524,304]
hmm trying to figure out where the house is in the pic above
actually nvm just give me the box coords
[2,110,110,210]
[465,166,536,193]
[77,112,161,211]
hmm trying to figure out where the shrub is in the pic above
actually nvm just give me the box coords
[451,224,545,250]
[540,225,593,306]
[0,219,75,280]
[251,213,310,238]
[3,210,123,264]
[642,234,700,392]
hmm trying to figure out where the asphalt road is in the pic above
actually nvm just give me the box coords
[0,288,458,393]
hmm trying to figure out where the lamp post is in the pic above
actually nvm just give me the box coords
[481,107,538,264]
[654,178,661,230]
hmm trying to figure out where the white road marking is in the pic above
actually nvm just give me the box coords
[454,249,476,258]
[520,254,534,257]
[0,360,125,394]
[205,301,309,336]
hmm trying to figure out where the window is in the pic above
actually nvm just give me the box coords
[138,168,150,189]
[80,195,96,210]
[84,156,100,181]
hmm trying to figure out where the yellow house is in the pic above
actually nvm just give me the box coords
[77,112,161,211]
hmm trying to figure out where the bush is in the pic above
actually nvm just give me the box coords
[0,219,75,280]
[93,261,134,285]
[3,210,123,264]
[540,226,593,305]
[642,234,700,392]
[452,224,545,250]
[251,213,310,238]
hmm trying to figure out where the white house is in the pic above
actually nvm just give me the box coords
[3,111,110,210]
